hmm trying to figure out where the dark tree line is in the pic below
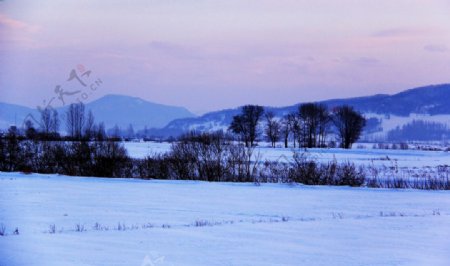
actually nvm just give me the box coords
[1,130,448,189]
[229,104,366,149]
[265,112,281,148]
[1,106,127,176]
[0,136,130,177]
[0,130,363,186]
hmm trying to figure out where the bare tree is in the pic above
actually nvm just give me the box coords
[126,124,135,139]
[40,108,52,134]
[287,113,300,148]
[332,105,366,149]
[298,104,315,148]
[52,109,60,133]
[111,124,121,139]
[298,103,318,148]
[264,112,280,148]
[280,115,291,148]
[4,126,20,171]
[84,110,95,140]
[297,103,330,148]
[65,102,85,139]
[229,105,264,147]
[317,104,330,147]
[40,107,59,136]
[96,122,106,141]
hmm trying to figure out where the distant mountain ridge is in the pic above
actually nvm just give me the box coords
[0,94,195,131]
[318,84,450,116]
[151,83,450,138]
[2,84,450,141]
[81,94,195,129]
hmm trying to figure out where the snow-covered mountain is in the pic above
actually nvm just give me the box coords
[0,94,195,131]
[150,84,450,141]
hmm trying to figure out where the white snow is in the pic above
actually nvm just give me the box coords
[123,141,172,158]
[363,112,450,140]
[123,141,450,168]
[1,172,450,265]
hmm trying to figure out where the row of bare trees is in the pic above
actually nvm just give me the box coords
[65,103,106,140]
[229,103,366,149]
[21,102,106,141]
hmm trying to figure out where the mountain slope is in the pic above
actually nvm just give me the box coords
[0,94,196,131]
[81,94,195,129]
[319,84,450,116]
[0,102,39,129]
[153,84,450,138]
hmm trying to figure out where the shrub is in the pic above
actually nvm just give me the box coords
[0,224,6,236]
[335,162,365,186]
[49,224,56,234]
[75,223,85,232]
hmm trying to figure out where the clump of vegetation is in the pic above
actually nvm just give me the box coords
[75,223,86,232]
[0,224,6,236]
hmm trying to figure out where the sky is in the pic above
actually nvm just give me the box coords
[1,0,450,114]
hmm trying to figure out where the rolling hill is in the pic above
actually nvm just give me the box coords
[151,84,450,140]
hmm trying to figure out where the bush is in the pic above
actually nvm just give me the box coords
[335,162,365,186]
[92,141,131,177]
[0,224,6,236]
[49,224,56,234]
[166,132,258,182]
[289,152,322,185]
[136,154,170,180]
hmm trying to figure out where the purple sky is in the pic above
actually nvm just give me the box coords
[1,0,450,114]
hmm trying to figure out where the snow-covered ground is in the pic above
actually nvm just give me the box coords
[124,141,172,158]
[123,141,450,168]
[1,172,450,266]
[364,112,450,140]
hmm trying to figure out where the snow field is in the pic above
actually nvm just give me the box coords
[1,173,450,265]
[123,141,450,168]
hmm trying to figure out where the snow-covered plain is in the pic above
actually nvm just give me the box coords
[123,141,450,168]
[1,172,450,266]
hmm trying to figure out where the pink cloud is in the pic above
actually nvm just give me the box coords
[0,13,41,49]
[0,13,40,32]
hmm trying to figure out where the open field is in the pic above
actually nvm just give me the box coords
[1,172,450,265]
[124,141,450,168]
